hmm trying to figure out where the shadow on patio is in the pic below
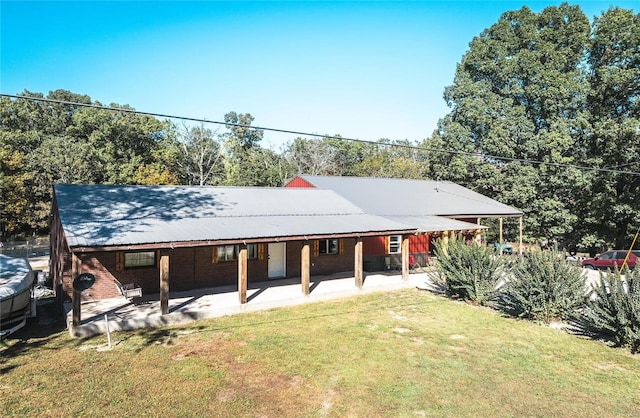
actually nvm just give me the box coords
[65,270,430,338]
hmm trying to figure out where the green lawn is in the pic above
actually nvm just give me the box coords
[2,289,639,417]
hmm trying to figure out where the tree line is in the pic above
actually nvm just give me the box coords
[1,4,638,254]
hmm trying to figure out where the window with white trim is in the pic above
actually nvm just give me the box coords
[319,239,339,255]
[388,235,401,254]
[124,251,156,268]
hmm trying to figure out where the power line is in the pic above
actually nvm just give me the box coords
[3,92,640,177]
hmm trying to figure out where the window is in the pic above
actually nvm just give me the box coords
[599,251,614,260]
[247,244,258,260]
[124,251,156,268]
[216,244,259,262]
[388,235,401,254]
[217,245,237,262]
[319,239,339,255]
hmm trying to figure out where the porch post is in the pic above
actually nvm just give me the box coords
[475,218,482,244]
[301,242,310,295]
[238,245,248,304]
[519,216,523,255]
[160,252,170,315]
[499,217,504,255]
[72,252,82,326]
[354,237,363,288]
[442,230,450,255]
[401,235,409,281]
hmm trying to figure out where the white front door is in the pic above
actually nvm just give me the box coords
[268,242,286,278]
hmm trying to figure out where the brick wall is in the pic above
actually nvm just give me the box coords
[60,238,370,300]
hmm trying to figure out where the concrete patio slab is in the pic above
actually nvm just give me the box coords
[66,271,431,338]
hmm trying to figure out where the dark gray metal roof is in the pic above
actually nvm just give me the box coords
[54,184,416,248]
[296,175,523,217]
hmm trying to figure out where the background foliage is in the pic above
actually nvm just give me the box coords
[1,4,638,248]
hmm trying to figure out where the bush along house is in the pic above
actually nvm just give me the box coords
[285,175,523,269]
[50,184,417,324]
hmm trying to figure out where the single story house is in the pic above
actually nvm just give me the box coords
[285,175,523,270]
[50,184,417,324]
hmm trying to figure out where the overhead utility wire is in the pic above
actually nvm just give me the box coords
[3,93,640,177]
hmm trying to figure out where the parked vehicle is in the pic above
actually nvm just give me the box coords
[492,243,513,255]
[0,254,35,338]
[581,250,640,270]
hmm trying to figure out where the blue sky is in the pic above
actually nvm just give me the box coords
[1,1,633,148]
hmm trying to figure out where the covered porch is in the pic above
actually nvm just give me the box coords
[65,269,429,338]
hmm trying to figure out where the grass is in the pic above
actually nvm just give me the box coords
[2,288,640,417]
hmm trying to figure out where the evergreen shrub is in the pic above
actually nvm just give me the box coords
[583,268,640,353]
[503,250,586,323]
[430,237,505,306]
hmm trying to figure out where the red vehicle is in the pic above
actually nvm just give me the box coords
[581,250,640,270]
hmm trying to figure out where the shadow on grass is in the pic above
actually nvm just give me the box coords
[1,298,68,359]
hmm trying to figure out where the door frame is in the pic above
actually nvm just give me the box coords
[268,242,286,278]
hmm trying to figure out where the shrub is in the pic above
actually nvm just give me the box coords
[503,250,586,324]
[430,237,506,306]
[583,268,640,353]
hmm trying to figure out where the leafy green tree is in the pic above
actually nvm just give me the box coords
[353,139,429,179]
[0,90,171,237]
[221,112,290,186]
[426,4,591,245]
[576,7,640,250]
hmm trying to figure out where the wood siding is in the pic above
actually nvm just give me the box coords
[283,176,315,188]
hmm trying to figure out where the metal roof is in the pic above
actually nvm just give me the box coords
[296,175,523,217]
[384,215,487,233]
[54,184,416,248]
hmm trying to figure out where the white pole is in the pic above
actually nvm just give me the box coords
[105,314,112,349]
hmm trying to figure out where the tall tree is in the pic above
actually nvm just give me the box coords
[222,111,269,186]
[426,4,591,243]
[577,7,640,249]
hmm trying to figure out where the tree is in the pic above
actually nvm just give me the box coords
[170,123,224,186]
[0,90,171,237]
[284,137,344,176]
[222,111,270,186]
[576,7,640,249]
[427,4,591,244]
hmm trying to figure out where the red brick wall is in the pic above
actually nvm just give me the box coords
[61,246,275,300]
[310,238,356,276]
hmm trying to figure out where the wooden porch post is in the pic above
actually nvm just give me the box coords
[442,230,450,255]
[301,242,310,295]
[519,216,523,255]
[499,217,504,255]
[354,237,363,288]
[401,235,409,281]
[72,252,82,326]
[238,245,248,304]
[475,218,482,244]
[160,252,170,315]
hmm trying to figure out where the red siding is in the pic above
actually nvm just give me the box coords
[363,236,386,256]
[410,234,429,253]
[284,176,315,188]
